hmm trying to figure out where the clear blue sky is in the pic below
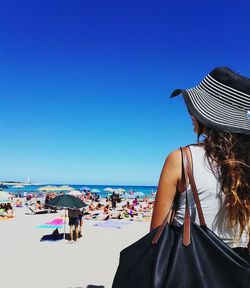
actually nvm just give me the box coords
[0,1,250,185]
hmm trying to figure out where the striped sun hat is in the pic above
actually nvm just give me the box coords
[171,67,250,135]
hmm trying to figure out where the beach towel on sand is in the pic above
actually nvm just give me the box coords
[94,220,131,229]
[37,224,64,229]
[37,218,64,229]
[45,218,64,225]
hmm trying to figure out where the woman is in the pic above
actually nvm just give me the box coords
[15,198,23,207]
[151,67,250,260]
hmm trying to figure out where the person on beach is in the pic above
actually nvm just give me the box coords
[5,203,13,218]
[132,196,139,206]
[88,201,96,211]
[35,200,43,210]
[95,204,111,220]
[68,208,80,243]
[78,209,84,236]
[151,67,250,261]
[111,192,117,209]
[15,198,23,207]
[0,205,6,217]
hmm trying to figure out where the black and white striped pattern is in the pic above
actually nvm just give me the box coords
[183,74,250,134]
[196,75,250,111]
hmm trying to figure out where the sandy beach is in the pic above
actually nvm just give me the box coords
[0,206,150,288]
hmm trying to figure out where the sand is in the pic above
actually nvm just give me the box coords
[0,207,150,288]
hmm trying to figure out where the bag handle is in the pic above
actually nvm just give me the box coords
[182,146,206,227]
[182,148,191,246]
[182,146,207,246]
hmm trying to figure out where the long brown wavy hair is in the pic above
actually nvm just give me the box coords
[197,121,250,236]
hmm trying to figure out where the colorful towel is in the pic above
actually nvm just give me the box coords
[45,218,64,225]
[37,218,64,228]
[94,220,131,229]
[0,216,15,220]
[37,224,64,229]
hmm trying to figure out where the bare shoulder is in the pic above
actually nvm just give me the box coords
[162,149,182,172]
[163,143,201,170]
[157,148,182,187]
[166,149,182,162]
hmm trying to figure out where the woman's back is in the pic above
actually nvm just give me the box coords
[174,145,249,248]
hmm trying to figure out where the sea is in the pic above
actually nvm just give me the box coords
[5,184,157,198]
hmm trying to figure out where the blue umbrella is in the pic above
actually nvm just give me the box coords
[122,193,136,199]
[133,192,145,197]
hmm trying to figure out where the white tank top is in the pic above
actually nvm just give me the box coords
[174,145,249,248]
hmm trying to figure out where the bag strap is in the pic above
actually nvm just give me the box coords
[182,148,191,246]
[182,146,206,227]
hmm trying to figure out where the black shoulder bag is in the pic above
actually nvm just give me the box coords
[112,146,250,288]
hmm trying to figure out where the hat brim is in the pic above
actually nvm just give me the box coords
[171,88,250,135]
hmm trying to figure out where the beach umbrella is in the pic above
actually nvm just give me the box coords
[91,188,101,193]
[46,194,87,240]
[59,185,74,191]
[37,186,57,191]
[133,192,145,197]
[0,191,11,203]
[114,188,125,195]
[68,190,82,197]
[104,187,114,192]
[122,193,137,199]
[80,186,91,191]
[46,194,87,209]
[117,188,126,192]
[37,185,74,192]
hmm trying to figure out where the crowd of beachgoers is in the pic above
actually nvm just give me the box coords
[1,191,152,287]
[1,189,152,287]
[0,190,155,223]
